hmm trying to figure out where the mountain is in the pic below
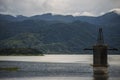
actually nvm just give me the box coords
[0,14,27,21]
[28,13,75,22]
[0,10,120,24]
[0,14,16,21]
[97,11,120,25]
[0,20,98,53]
[0,11,120,54]
[75,10,120,25]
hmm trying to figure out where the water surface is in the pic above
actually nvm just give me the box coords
[0,55,120,80]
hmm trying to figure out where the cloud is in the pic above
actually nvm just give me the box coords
[80,12,95,16]
[109,8,120,14]
[0,0,52,16]
[0,0,120,16]
[72,12,95,16]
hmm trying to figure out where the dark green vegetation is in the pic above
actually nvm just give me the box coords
[0,11,120,55]
[0,48,43,56]
[0,67,19,71]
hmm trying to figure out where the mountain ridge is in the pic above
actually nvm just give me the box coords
[0,10,120,23]
[0,11,120,54]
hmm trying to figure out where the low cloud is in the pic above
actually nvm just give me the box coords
[0,0,120,16]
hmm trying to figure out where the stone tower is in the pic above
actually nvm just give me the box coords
[84,28,118,75]
[93,28,108,67]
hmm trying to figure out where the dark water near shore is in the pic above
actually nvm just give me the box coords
[0,55,120,80]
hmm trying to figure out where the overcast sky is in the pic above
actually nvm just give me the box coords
[0,0,120,16]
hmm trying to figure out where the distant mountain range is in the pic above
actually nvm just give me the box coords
[0,10,120,54]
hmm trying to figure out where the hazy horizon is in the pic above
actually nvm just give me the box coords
[0,0,120,17]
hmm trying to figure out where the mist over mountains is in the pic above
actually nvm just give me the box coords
[0,10,120,54]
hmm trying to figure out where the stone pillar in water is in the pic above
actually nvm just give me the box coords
[93,28,108,67]
[84,28,108,74]
[84,28,118,77]
[93,28,108,75]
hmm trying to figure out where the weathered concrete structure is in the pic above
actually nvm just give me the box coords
[93,28,108,67]
[84,28,108,67]
[84,28,118,74]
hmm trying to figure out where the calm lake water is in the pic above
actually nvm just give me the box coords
[0,55,120,80]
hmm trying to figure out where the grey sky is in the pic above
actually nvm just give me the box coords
[0,0,120,16]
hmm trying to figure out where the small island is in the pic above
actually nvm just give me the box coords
[0,48,43,56]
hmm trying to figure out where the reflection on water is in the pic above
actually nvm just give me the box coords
[93,67,108,80]
[0,55,120,80]
[94,74,108,80]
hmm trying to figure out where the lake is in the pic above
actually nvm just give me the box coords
[0,55,120,80]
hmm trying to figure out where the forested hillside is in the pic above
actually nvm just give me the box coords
[0,10,120,54]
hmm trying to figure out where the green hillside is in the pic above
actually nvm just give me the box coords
[0,12,120,55]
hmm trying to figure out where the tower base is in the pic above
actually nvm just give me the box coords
[93,66,108,74]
